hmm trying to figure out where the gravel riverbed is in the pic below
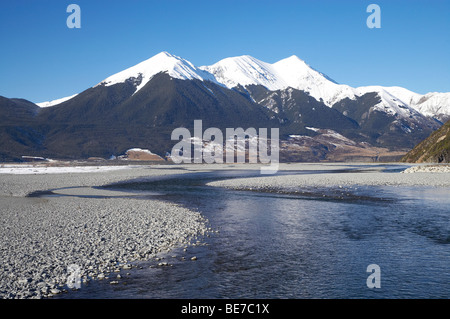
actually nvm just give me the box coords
[0,165,211,299]
[206,163,450,191]
[1,162,448,299]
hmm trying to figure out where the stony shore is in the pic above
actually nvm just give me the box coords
[401,164,450,173]
[0,165,211,299]
[206,163,450,191]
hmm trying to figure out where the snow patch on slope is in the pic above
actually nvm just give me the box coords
[36,94,78,108]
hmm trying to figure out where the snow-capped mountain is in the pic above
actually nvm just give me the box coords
[408,92,450,121]
[201,54,449,122]
[357,86,450,122]
[200,55,287,91]
[200,54,352,107]
[95,51,217,94]
[38,51,450,122]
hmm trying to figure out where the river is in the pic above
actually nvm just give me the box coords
[56,166,450,299]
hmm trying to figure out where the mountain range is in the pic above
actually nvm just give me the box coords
[1,51,449,162]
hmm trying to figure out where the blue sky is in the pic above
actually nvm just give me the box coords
[1,0,449,103]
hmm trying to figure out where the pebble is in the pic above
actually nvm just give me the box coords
[50,289,61,295]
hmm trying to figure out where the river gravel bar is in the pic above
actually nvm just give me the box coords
[0,165,211,299]
[206,163,450,190]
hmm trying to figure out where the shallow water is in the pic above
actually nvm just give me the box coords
[56,167,450,299]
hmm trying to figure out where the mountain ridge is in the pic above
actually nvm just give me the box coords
[1,51,448,162]
[36,51,450,123]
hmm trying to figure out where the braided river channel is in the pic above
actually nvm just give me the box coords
[55,166,449,299]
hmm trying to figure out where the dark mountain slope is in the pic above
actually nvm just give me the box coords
[332,93,439,150]
[34,73,281,159]
[401,119,450,163]
[242,85,359,137]
[0,96,44,161]
[0,96,40,123]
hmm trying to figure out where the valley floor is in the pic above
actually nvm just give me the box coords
[0,162,448,298]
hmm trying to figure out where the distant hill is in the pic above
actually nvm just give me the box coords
[0,96,44,161]
[401,120,450,163]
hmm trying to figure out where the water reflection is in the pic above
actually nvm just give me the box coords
[56,169,449,299]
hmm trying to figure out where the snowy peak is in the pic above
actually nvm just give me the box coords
[96,51,216,93]
[409,92,450,120]
[272,55,346,105]
[353,86,422,118]
[353,86,450,121]
[199,55,285,91]
[200,54,339,92]
[201,54,348,107]
[273,54,336,85]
